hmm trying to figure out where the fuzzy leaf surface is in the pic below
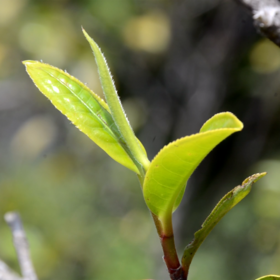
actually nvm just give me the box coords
[23,60,141,173]
[181,172,266,273]
[143,112,243,227]
[256,276,280,280]
[82,28,150,173]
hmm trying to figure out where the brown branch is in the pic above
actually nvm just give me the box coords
[236,0,280,46]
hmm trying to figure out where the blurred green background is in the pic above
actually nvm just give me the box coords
[1,0,280,279]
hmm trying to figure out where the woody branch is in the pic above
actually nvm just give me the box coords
[236,0,280,46]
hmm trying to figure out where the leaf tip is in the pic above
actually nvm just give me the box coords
[200,111,244,133]
[22,60,43,69]
[242,172,267,185]
[22,60,33,66]
[82,28,100,54]
[82,28,91,41]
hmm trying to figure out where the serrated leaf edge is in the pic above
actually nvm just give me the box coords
[23,60,110,113]
[144,124,244,217]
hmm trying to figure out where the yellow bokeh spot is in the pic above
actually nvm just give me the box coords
[19,23,52,53]
[11,116,57,160]
[0,0,27,26]
[19,14,76,66]
[123,11,171,54]
[250,39,280,73]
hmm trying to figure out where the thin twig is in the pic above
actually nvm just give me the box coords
[0,260,21,280]
[235,0,280,46]
[4,213,38,280]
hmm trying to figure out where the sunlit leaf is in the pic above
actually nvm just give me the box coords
[82,28,150,174]
[181,172,266,273]
[256,276,280,280]
[23,60,141,173]
[143,112,243,230]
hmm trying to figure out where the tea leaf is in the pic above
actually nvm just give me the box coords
[181,172,266,273]
[82,28,150,175]
[143,112,243,230]
[23,61,141,173]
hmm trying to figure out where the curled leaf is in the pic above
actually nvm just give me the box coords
[143,112,243,233]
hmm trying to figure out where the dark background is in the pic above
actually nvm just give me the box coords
[0,0,280,279]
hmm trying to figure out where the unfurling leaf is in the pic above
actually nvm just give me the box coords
[82,28,150,175]
[23,61,142,174]
[143,112,243,232]
[181,172,266,273]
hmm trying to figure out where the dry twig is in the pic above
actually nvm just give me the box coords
[0,212,38,280]
[236,0,280,46]
[0,260,21,280]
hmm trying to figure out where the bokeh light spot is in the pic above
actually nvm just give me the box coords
[0,0,27,26]
[122,11,171,53]
[250,39,280,73]
[11,115,57,160]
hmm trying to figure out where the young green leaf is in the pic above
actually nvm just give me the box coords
[181,172,266,274]
[143,112,243,233]
[256,276,280,280]
[23,60,142,174]
[82,28,150,175]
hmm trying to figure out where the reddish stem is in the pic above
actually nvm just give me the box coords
[151,213,186,280]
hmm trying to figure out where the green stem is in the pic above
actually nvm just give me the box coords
[138,172,186,279]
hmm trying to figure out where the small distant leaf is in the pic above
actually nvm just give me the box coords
[82,28,150,174]
[23,60,141,173]
[181,173,266,273]
[256,276,280,280]
[143,112,243,230]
